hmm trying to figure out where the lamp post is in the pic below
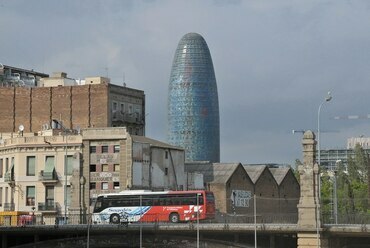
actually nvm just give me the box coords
[317,91,332,173]
[317,91,332,247]
[254,194,257,248]
[64,129,68,224]
[79,176,86,224]
[333,160,340,224]
[317,91,332,196]
[196,192,201,248]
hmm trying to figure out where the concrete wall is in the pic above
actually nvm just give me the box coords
[132,142,150,188]
[150,147,185,190]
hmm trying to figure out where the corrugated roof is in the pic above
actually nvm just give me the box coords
[185,162,240,184]
[131,135,183,150]
[242,165,267,184]
[269,167,290,185]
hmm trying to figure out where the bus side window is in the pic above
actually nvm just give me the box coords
[198,194,204,205]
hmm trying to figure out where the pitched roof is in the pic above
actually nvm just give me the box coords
[131,135,183,150]
[185,162,241,184]
[269,167,291,185]
[242,165,267,184]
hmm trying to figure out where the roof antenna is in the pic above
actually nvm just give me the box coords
[123,72,126,87]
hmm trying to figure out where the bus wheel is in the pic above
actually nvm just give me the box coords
[110,214,120,224]
[169,213,179,223]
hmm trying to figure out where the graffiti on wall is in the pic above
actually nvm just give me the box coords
[231,190,252,208]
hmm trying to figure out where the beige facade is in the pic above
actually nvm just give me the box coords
[0,126,185,222]
[81,128,186,212]
[0,130,83,223]
[40,72,76,87]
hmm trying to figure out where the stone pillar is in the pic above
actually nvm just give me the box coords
[297,130,327,247]
[68,152,86,224]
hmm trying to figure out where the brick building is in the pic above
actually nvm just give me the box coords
[0,73,145,135]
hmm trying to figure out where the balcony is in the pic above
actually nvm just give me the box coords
[4,172,15,186]
[38,170,58,185]
[38,201,57,213]
[112,111,143,125]
[4,202,15,211]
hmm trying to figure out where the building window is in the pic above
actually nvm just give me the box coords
[114,182,120,189]
[66,185,71,206]
[26,186,35,206]
[90,182,96,190]
[165,151,168,159]
[114,145,120,153]
[128,104,133,114]
[66,155,73,176]
[90,164,96,172]
[120,103,125,112]
[135,106,141,114]
[45,186,54,206]
[112,102,118,111]
[114,164,120,172]
[90,146,96,154]
[102,164,109,172]
[102,146,108,153]
[165,168,168,175]
[26,156,36,176]
[5,158,8,172]
[0,187,2,206]
[101,182,108,190]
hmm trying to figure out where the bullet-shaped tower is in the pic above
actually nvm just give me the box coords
[168,33,220,162]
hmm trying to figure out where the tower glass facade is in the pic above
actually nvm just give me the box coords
[168,33,220,162]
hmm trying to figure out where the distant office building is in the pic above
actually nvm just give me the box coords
[168,33,220,162]
[318,137,370,170]
[0,71,145,135]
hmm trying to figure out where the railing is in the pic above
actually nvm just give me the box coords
[112,111,143,124]
[38,170,58,182]
[4,172,14,182]
[38,201,57,211]
[3,202,15,211]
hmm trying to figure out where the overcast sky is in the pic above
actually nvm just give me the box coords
[2,0,370,166]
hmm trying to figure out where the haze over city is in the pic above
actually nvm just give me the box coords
[2,0,370,165]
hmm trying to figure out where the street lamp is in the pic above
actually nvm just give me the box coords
[316,91,332,247]
[79,176,86,224]
[64,128,68,224]
[317,91,332,171]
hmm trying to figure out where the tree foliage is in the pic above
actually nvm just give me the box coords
[321,143,369,219]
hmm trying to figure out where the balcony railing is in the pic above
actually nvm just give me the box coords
[4,202,15,211]
[38,201,57,212]
[38,170,58,184]
[4,172,14,183]
[112,111,143,124]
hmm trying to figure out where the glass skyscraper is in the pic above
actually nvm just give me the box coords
[168,33,220,162]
